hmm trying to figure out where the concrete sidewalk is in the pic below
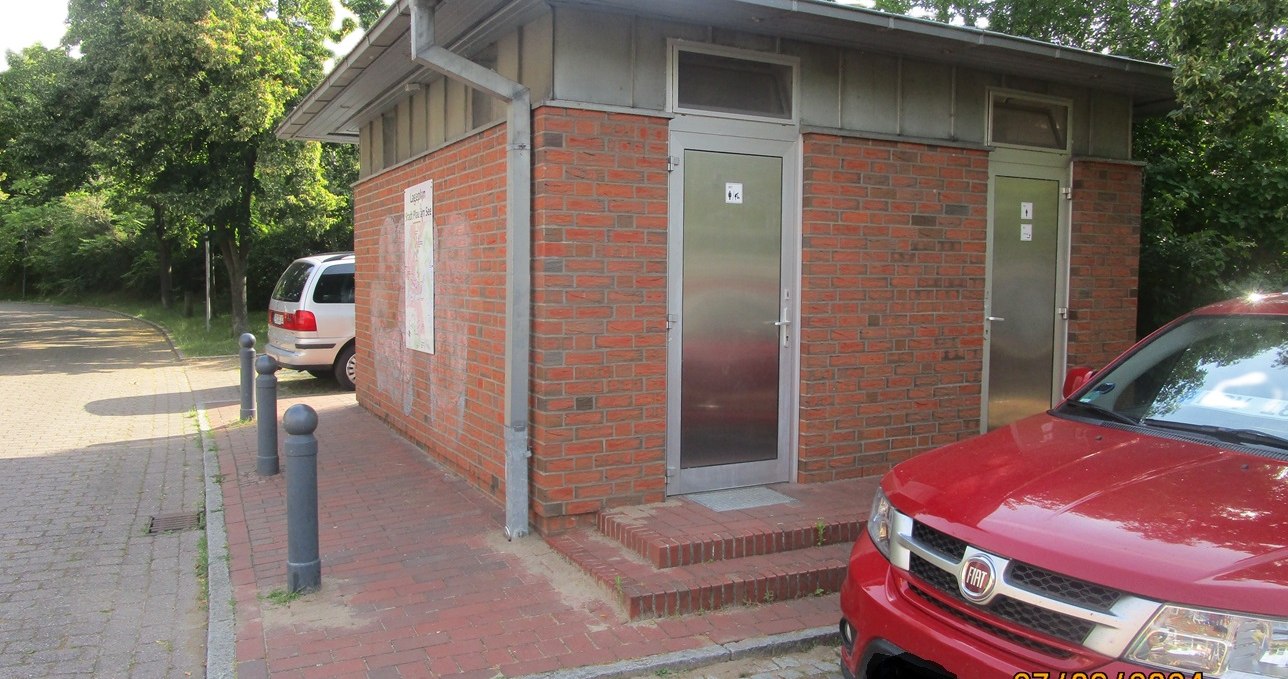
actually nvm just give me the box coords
[186,358,840,679]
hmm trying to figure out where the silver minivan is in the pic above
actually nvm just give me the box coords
[266,252,356,390]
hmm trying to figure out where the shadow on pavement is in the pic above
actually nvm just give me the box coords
[85,371,352,417]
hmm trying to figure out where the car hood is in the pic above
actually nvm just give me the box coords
[885,413,1288,615]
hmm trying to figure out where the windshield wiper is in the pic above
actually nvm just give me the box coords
[1142,419,1288,451]
[1059,400,1141,426]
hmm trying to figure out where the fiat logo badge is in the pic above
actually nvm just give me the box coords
[959,555,997,603]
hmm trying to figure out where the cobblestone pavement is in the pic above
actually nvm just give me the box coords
[0,303,206,678]
[626,643,844,679]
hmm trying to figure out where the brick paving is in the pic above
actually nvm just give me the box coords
[188,360,845,678]
[0,303,205,678]
[0,301,854,678]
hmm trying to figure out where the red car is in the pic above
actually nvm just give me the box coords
[840,293,1288,679]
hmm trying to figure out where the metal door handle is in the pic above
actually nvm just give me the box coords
[774,308,791,348]
[987,316,1005,322]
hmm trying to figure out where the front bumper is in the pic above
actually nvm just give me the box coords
[838,533,1160,679]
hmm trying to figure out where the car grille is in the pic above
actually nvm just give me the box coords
[907,582,1075,658]
[912,520,967,559]
[1009,561,1121,613]
[905,521,1122,654]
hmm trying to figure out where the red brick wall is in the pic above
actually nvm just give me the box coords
[352,125,510,506]
[349,117,1143,532]
[1068,159,1143,369]
[797,134,990,481]
[528,107,670,533]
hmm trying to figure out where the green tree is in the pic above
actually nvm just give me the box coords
[0,188,145,298]
[194,0,342,335]
[340,0,391,30]
[1136,0,1288,330]
[66,0,345,334]
[67,0,217,309]
[0,45,97,203]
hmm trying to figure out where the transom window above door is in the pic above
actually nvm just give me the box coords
[670,42,798,122]
[988,91,1071,151]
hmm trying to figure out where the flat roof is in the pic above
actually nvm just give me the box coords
[279,0,1174,143]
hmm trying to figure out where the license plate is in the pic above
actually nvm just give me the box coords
[273,312,284,325]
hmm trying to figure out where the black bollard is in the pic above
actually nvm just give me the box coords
[238,333,256,421]
[255,355,281,476]
[284,404,321,593]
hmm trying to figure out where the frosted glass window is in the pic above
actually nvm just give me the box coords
[991,96,1069,150]
[677,50,793,120]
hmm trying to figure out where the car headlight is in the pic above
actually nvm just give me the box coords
[1125,604,1288,677]
[867,487,895,559]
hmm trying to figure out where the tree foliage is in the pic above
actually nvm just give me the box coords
[340,0,391,30]
[0,0,358,328]
[49,0,351,333]
[0,46,97,202]
[1137,0,1288,329]
[0,188,151,298]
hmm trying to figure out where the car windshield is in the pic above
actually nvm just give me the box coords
[1063,314,1288,445]
[272,261,314,303]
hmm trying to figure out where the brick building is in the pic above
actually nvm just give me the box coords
[279,0,1174,537]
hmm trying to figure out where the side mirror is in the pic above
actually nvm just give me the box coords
[1062,367,1096,399]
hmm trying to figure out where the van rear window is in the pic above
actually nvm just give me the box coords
[312,263,355,304]
[272,262,314,303]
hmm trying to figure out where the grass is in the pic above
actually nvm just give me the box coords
[196,530,210,611]
[32,293,269,357]
[260,588,304,606]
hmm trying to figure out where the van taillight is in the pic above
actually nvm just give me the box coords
[269,310,318,331]
[293,311,318,331]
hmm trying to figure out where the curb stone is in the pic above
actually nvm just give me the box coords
[511,627,838,679]
[198,400,237,679]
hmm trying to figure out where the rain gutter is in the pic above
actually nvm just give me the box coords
[410,0,531,540]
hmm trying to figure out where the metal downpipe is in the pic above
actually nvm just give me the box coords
[410,0,532,539]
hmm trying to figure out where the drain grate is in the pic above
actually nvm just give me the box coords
[148,511,204,534]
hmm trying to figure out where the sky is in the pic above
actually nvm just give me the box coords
[0,0,361,72]
[0,0,69,69]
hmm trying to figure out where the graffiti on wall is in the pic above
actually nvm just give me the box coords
[373,213,416,416]
[426,211,468,441]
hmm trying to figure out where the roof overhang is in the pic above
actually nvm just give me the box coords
[278,0,1175,143]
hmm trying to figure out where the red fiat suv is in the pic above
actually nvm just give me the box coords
[840,293,1288,679]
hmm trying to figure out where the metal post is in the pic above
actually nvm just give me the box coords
[284,404,321,593]
[204,235,212,332]
[255,355,280,476]
[239,333,256,420]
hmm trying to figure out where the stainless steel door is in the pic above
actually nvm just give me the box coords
[987,176,1061,429]
[682,150,782,467]
[667,134,795,495]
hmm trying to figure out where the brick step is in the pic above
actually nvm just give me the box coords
[598,510,864,569]
[548,527,853,620]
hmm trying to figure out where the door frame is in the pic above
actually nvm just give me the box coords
[665,116,801,495]
[982,149,1073,432]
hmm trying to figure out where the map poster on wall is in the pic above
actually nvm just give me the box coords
[403,179,435,354]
